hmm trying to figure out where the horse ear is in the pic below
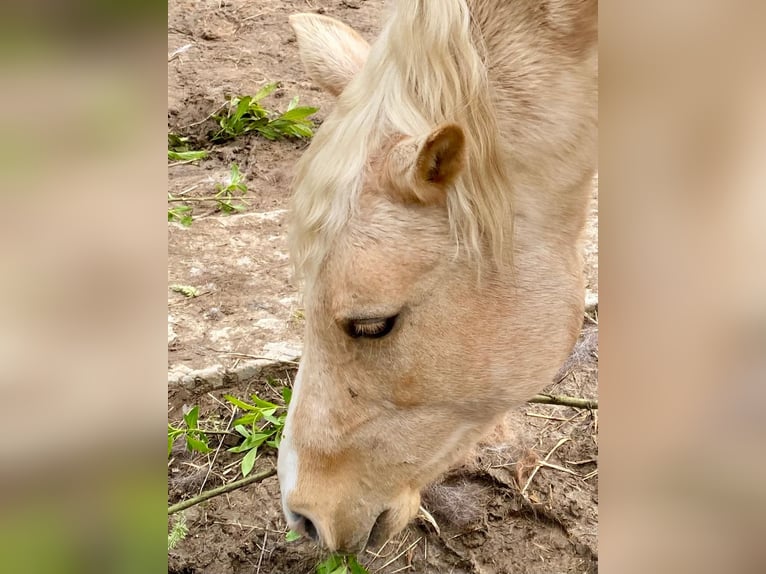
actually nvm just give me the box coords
[415,124,466,189]
[289,14,370,97]
[385,124,466,205]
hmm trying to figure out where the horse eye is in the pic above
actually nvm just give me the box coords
[346,315,398,339]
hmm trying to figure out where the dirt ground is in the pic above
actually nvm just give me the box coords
[168,1,598,572]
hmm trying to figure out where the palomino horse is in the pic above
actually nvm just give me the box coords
[277,0,597,553]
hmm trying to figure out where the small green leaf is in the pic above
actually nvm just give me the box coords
[246,433,271,447]
[168,149,207,161]
[168,204,194,226]
[168,435,174,457]
[241,446,258,477]
[168,514,189,550]
[224,394,257,411]
[279,106,319,122]
[346,556,369,574]
[263,413,282,426]
[234,96,252,121]
[228,163,242,182]
[249,107,269,121]
[185,435,211,453]
[283,124,314,138]
[170,284,199,298]
[232,412,259,427]
[253,82,278,101]
[315,556,368,574]
[167,133,190,150]
[285,529,301,542]
[316,555,345,574]
[255,126,280,140]
[250,394,278,409]
[217,201,236,213]
[183,406,199,430]
[281,387,293,405]
[228,432,270,453]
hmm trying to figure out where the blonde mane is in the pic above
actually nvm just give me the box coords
[289,0,513,278]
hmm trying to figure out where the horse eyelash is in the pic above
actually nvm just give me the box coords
[346,316,398,339]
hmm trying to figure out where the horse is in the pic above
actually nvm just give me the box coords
[277,0,597,553]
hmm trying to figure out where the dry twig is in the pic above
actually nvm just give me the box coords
[521,437,570,496]
[529,394,597,409]
[168,468,276,515]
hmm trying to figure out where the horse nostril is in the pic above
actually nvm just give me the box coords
[293,512,319,542]
[367,510,389,548]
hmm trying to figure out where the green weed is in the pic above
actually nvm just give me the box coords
[224,385,292,477]
[168,133,190,150]
[167,163,248,224]
[167,203,193,226]
[316,554,369,574]
[168,149,207,162]
[167,406,212,457]
[285,530,301,542]
[170,284,199,298]
[167,514,189,550]
[168,133,207,162]
[214,163,248,213]
[210,83,318,143]
[167,84,319,227]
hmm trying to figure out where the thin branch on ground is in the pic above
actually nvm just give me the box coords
[199,407,237,494]
[180,102,227,130]
[168,467,277,515]
[529,394,598,409]
[255,531,268,574]
[375,537,423,573]
[521,437,570,496]
[214,351,301,364]
[168,196,242,203]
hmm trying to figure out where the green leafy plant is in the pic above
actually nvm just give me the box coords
[210,83,318,143]
[168,406,212,457]
[168,149,207,162]
[170,284,199,298]
[167,203,193,226]
[316,555,369,574]
[167,164,248,224]
[168,133,190,149]
[214,163,248,213]
[167,514,189,550]
[224,385,292,477]
[168,133,207,162]
[285,530,301,542]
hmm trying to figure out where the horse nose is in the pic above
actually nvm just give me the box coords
[286,509,321,543]
[285,506,383,553]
